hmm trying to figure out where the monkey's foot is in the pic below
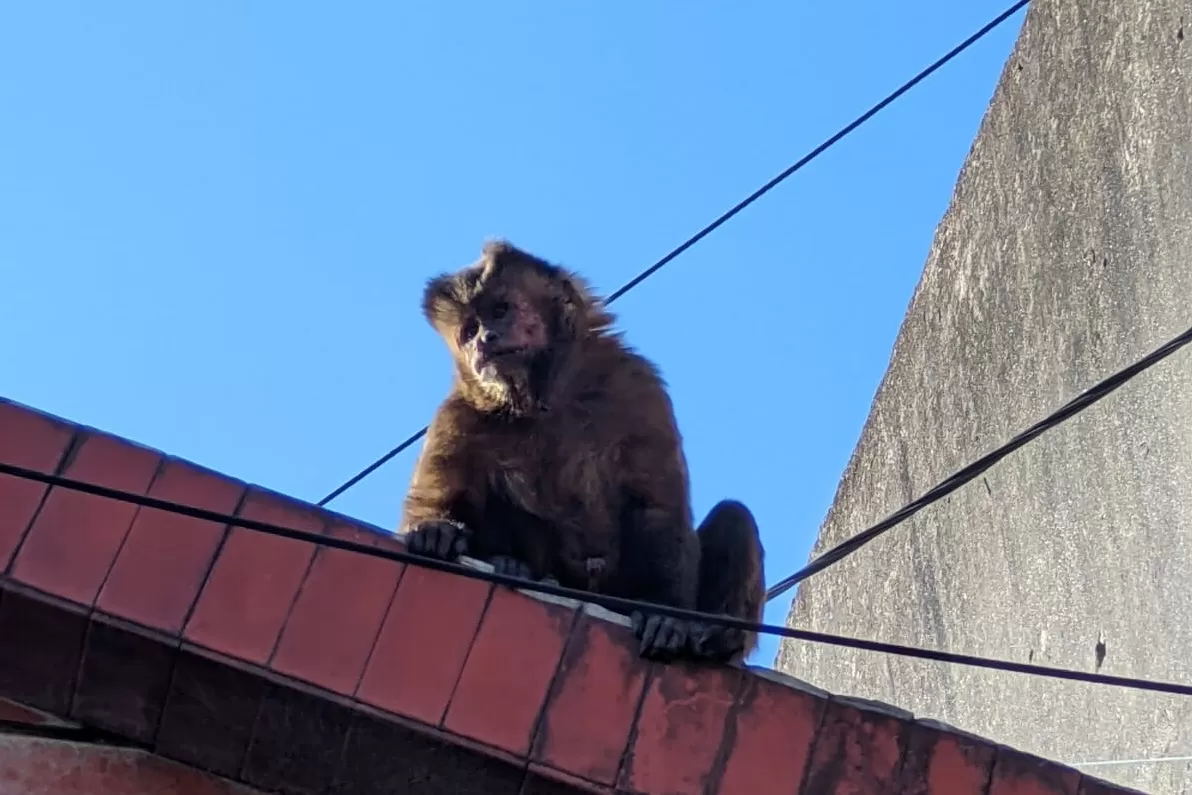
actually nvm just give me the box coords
[688,622,749,663]
[490,555,534,580]
[630,612,691,661]
[406,519,471,560]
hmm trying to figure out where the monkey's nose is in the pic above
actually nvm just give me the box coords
[477,329,500,356]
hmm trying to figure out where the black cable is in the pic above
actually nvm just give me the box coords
[765,323,1192,602]
[316,427,428,509]
[604,0,1030,304]
[2,460,1192,697]
[315,0,1033,508]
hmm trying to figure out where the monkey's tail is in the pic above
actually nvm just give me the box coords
[695,499,766,625]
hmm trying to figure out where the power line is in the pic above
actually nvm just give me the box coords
[2,460,1192,697]
[315,427,426,510]
[1069,756,1192,769]
[315,0,1032,508]
[764,323,1192,602]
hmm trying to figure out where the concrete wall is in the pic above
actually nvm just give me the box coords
[775,1,1192,792]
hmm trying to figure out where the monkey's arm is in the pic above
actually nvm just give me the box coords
[399,407,488,561]
[614,434,706,660]
[617,488,699,607]
[401,415,470,525]
[400,407,537,578]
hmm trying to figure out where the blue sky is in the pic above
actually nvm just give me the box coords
[0,2,1023,666]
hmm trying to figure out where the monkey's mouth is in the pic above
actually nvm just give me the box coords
[473,347,528,380]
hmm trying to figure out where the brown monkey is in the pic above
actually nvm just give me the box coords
[400,240,765,662]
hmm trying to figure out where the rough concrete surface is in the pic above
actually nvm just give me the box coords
[776,1,1192,793]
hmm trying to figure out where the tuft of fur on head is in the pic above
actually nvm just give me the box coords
[422,239,613,339]
[420,240,617,412]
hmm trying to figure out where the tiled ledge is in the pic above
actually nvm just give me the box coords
[0,397,1143,795]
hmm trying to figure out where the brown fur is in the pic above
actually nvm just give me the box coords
[401,240,766,662]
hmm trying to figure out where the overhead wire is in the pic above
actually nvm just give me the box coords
[764,323,1192,601]
[2,452,1192,697]
[1068,756,1192,770]
[315,0,1033,508]
[3,0,1189,751]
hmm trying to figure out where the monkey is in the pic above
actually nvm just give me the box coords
[399,239,766,663]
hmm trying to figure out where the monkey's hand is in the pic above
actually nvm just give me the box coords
[630,611,691,661]
[489,555,534,581]
[406,519,471,561]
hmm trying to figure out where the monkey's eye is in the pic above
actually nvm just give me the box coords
[490,300,509,320]
[460,318,479,342]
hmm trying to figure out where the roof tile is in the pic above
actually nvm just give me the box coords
[97,457,246,633]
[9,431,161,606]
[328,710,526,795]
[0,585,89,715]
[241,683,354,795]
[442,584,577,757]
[619,662,744,795]
[716,666,825,795]
[183,488,325,664]
[531,611,649,787]
[0,401,74,570]
[72,615,177,744]
[897,719,997,795]
[355,563,491,724]
[988,747,1082,795]
[155,648,269,779]
[269,520,404,697]
[800,697,908,795]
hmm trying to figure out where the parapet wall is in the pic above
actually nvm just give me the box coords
[776,1,1192,793]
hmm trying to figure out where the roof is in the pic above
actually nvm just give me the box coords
[0,395,1143,795]
[0,709,261,795]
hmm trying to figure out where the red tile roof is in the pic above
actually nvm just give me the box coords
[0,396,1145,794]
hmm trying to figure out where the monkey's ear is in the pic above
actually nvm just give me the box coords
[421,273,459,329]
[556,269,614,335]
[556,273,590,333]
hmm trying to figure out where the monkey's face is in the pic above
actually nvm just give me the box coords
[455,286,550,388]
[423,241,605,410]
